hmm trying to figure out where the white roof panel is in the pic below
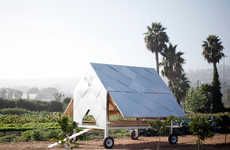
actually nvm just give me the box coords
[91,63,185,118]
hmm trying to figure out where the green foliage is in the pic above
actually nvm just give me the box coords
[185,87,208,113]
[83,114,96,122]
[186,112,230,118]
[160,43,190,104]
[19,129,62,142]
[48,101,63,112]
[189,115,214,141]
[0,134,17,142]
[0,98,63,112]
[149,119,163,130]
[185,81,225,113]
[109,129,130,138]
[147,113,230,138]
[0,112,61,132]
[0,108,30,115]
[199,84,213,112]
[185,82,224,113]
[164,116,180,125]
[57,116,79,149]
[63,97,72,109]
[58,116,77,137]
[144,22,169,74]
[47,129,62,139]
[202,35,224,64]
[31,130,44,141]
[0,112,62,142]
[20,130,33,141]
[0,98,16,108]
[212,64,224,112]
[0,122,59,132]
[202,35,225,113]
[172,73,190,104]
[1,112,229,143]
[148,119,168,136]
[187,113,230,138]
[189,115,214,150]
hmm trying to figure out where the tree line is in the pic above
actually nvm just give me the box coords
[144,22,226,113]
[0,98,71,112]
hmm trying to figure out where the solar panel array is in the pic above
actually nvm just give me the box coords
[91,63,185,118]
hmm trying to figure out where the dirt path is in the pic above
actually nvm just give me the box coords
[0,134,229,150]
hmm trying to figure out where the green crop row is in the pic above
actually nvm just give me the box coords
[0,128,63,142]
[0,112,61,124]
[0,122,60,132]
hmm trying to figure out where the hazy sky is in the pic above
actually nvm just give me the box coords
[0,0,229,79]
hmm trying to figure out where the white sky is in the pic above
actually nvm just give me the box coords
[0,0,229,79]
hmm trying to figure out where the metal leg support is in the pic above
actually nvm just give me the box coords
[104,125,109,139]
[170,120,173,135]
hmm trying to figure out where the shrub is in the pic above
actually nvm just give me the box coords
[199,84,213,113]
[58,116,77,137]
[148,119,168,136]
[185,87,208,113]
[57,116,79,149]
[31,130,45,141]
[20,130,33,141]
[189,115,214,150]
[47,129,62,139]
[189,116,213,140]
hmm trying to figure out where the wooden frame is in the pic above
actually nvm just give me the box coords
[64,99,73,117]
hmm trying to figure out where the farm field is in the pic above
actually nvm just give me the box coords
[0,134,229,150]
[0,110,229,149]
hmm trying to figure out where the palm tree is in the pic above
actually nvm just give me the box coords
[161,43,190,104]
[144,22,169,74]
[175,73,190,104]
[161,44,184,81]
[202,35,225,112]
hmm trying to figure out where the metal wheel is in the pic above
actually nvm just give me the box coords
[103,136,114,149]
[70,137,78,143]
[168,134,178,144]
[131,130,138,140]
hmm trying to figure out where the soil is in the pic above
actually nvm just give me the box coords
[0,134,229,150]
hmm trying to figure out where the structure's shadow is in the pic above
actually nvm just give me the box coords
[113,142,230,150]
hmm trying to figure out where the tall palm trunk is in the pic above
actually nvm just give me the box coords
[155,50,159,74]
[212,62,224,112]
[213,63,218,85]
[212,62,218,112]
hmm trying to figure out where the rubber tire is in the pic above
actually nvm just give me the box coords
[71,137,78,143]
[103,136,114,149]
[131,130,138,140]
[168,134,178,144]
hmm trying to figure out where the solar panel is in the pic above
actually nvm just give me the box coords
[91,63,185,118]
